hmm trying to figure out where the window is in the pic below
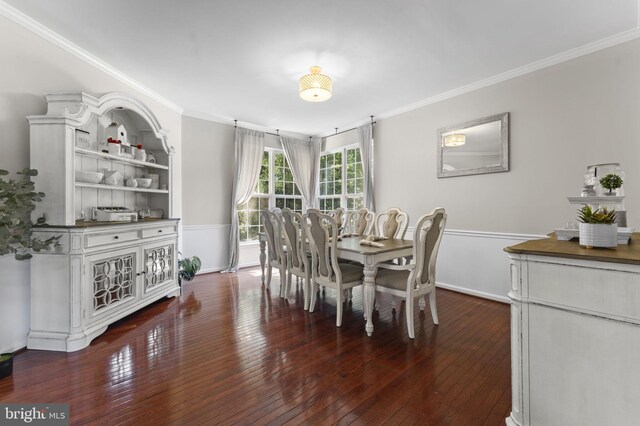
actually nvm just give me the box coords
[238,149,302,242]
[319,146,364,213]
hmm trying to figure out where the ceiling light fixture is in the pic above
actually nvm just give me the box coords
[444,134,465,147]
[299,66,332,102]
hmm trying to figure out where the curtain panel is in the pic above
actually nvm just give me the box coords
[357,123,375,211]
[223,128,265,272]
[280,136,321,209]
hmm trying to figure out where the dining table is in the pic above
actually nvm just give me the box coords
[258,233,413,336]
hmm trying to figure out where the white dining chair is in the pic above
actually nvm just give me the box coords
[345,208,374,236]
[303,209,364,327]
[374,208,447,339]
[281,208,312,309]
[374,207,409,239]
[331,207,346,232]
[261,208,287,297]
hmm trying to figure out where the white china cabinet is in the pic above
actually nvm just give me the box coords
[27,92,180,352]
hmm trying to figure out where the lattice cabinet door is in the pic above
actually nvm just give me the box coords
[142,239,177,295]
[85,246,140,322]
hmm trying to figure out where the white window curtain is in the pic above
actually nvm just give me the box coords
[280,136,321,209]
[223,128,265,272]
[356,123,375,211]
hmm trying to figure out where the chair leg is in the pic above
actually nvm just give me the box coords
[280,265,287,298]
[336,287,343,327]
[348,288,353,300]
[418,296,426,311]
[406,296,415,339]
[303,274,311,311]
[391,296,397,311]
[266,263,273,290]
[429,290,439,325]
[309,281,317,312]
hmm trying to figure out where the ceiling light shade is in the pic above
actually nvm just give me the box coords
[299,66,332,102]
[444,134,465,147]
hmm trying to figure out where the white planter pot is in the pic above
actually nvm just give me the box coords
[579,223,618,248]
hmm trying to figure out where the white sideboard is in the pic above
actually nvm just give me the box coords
[505,235,640,426]
[27,92,180,352]
[30,220,180,352]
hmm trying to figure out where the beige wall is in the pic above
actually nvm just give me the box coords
[180,116,235,225]
[376,38,640,234]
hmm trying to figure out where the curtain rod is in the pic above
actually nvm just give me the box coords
[327,118,376,138]
[234,117,376,139]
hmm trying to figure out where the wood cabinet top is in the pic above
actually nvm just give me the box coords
[504,232,640,265]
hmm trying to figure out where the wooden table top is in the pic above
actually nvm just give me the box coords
[504,232,640,265]
[336,236,413,254]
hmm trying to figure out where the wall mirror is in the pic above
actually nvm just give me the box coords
[437,112,509,178]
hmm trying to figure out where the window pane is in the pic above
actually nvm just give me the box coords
[327,167,334,181]
[259,197,269,210]
[259,180,269,194]
[237,201,248,210]
[248,226,259,241]
[347,163,355,179]
[347,148,355,163]
[335,181,342,194]
[275,198,284,208]
[334,166,342,180]
[275,181,284,195]
[356,166,363,178]
[285,168,293,182]
[335,151,342,164]
[286,198,294,209]
[248,198,259,210]
[294,185,301,196]
[320,199,326,210]
[327,154,334,167]
[239,227,247,240]
[327,182,334,195]
[274,153,284,167]
[347,179,355,193]
[320,183,326,196]
[294,199,302,211]
[320,155,326,168]
[347,198,354,210]
[285,182,293,195]
[356,179,363,193]
[248,210,259,225]
[355,149,361,163]
[333,198,341,208]
[320,169,326,182]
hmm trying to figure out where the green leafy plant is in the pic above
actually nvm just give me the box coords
[0,168,61,260]
[178,253,202,285]
[599,173,623,194]
[577,205,616,224]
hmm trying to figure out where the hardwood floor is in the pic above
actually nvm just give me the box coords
[0,267,511,425]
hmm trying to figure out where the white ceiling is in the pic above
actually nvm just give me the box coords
[4,0,639,136]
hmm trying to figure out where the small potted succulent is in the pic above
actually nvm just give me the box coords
[599,173,623,196]
[577,205,617,248]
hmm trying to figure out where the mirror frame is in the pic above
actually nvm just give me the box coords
[437,112,509,178]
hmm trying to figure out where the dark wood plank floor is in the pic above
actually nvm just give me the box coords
[0,267,511,425]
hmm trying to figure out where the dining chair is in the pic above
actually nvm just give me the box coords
[331,207,346,232]
[303,209,364,327]
[260,208,287,297]
[281,208,312,309]
[345,208,374,236]
[374,207,409,239]
[374,208,447,339]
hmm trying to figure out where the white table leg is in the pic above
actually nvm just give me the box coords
[363,255,376,336]
[259,239,266,284]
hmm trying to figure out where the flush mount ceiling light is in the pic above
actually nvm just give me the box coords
[299,66,332,102]
[443,133,466,147]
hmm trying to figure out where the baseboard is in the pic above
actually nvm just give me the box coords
[436,281,509,304]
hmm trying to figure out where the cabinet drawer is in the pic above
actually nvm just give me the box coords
[85,230,140,248]
[141,224,177,239]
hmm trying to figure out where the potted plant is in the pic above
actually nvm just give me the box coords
[577,205,617,248]
[599,173,623,196]
[0,168,60,380]
[0,168,61,260]
[178,253,202,286]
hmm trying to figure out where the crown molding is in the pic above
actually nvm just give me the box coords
[0,0,183,114]
[320,26,640,138]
